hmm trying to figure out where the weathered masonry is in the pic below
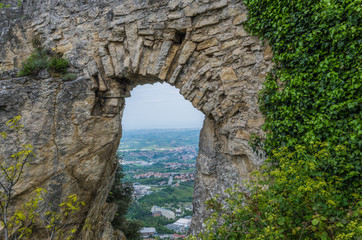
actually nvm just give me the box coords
[0,0,272,239]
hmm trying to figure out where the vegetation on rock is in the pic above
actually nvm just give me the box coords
[0,0,23,9]
[0,116,86,240]
[107,162,142,240]
[17,37,72,78]
[0,3,11,8]
[17,49,70,77]
[0,1,22,9]
[48,56,69,74]
[17,48,49,77]
[194,0,361,239]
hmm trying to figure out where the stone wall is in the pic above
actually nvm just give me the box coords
[0,0,272,238]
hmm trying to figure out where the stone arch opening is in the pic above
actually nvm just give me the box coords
[87,54,264,235]
[117,82,203,234]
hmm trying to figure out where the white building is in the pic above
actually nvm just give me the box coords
[151,205,175,219]
[174,218,191,226]
[166,218,192,233]
[140,227,157,238]
[168,176,173,185]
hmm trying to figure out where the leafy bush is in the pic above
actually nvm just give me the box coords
[48,57,69,74]
[196,144,361,239]
[194,0,361,239]
[17,49,49,77]
[17,47,73,78]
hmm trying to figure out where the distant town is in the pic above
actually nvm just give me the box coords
[119,129,199,239]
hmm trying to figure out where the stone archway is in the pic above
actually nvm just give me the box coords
[0,0,272,239]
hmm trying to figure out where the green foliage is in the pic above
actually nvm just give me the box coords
[108,163,134,223]
[17,49,49,77]
[17,41,73,78]
[6,189,85,240]
[48,57,69,74]
[127,182,194,234]
[0,3,12,8]
[0,116,35,239]
[9,188,46,239]
[119,220,143,240]
[42,194,85,240]
[0,1,21,8]
[107,162,142,240]
[195,0,361,239]
[195,144,361,239]
[0,116,85,240]
[245,0,361,175]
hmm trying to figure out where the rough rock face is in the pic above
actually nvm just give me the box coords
[0,0,272,239]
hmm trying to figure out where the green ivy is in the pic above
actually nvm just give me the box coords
[245,0,361,204]
[194,0,361,239]
[193,143,361,239]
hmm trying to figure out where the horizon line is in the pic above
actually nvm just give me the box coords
[122,127,201,131]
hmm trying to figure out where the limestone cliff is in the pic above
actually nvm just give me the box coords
[0,0,272,239]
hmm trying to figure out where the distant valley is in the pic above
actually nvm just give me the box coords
[118,129,200,237]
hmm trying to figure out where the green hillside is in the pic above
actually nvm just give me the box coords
[127,182,194,234]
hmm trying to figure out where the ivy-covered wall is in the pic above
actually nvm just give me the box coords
[194,0,361,239]
[248,0,361,193]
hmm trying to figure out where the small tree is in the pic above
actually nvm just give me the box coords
[0,116,34,239]
[0,116,85,239]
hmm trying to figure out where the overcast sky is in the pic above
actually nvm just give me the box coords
[121,83,204,130]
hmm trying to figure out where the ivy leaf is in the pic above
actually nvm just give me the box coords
[312,219,319,226]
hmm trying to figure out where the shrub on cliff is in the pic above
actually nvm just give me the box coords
[48,56,69,74]
[17,49,70,77]
[17,37,71,78]
[17,48,49,76]
[193,0,361,239]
